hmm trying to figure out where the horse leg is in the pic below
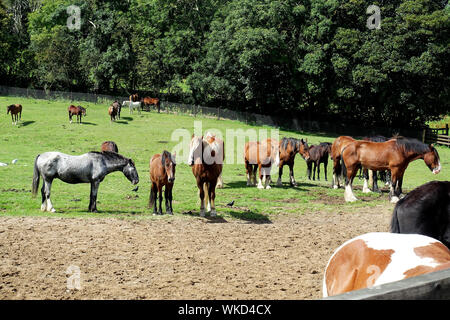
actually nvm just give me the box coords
[344,164,358,202]
[252,165,257,186]
[43,179,56,212]
[69,112,72,124]
[89,181,100,212]
[389,169,401,203]
[216,173,224,189]
[332,157,340,189]
[168,186,174,215]
[164,187,170,214]
[277,161,284,186]
[209,182,217,217]
[313,162,317,181]
[257,165,264,189]
[372,171,381,193]
[158,186,163,215]
[288,162,297,186]
[362,169,371,193]
[316,161,320,181]
[324,160,328,181]
[198,182,206,217]
[40,182,47,211]
[149,183,158,214]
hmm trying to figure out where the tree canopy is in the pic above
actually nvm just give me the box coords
[1,0,449,128]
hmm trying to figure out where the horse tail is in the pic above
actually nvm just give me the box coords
[32,154,41,197]
[390,203,401,233]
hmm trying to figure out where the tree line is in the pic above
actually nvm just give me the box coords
[1,0,449,128]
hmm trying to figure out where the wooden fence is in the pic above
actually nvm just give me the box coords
[323,268,450,300]
[423,124,450,147]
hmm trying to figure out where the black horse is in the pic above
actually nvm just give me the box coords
[390,181,450,248]
[32,151,139,212]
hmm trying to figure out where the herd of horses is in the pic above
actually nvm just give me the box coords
[5,99,449,298]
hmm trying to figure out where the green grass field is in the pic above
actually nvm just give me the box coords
[1,96,449,221]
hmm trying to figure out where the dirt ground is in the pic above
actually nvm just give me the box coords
[0,204,393,300]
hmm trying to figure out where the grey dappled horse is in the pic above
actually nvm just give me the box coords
[32,151,139,212]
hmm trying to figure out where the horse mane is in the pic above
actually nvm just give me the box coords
[363,135,387,142]
[161,150,174,165]
[281,137,303,153]
[394,137,434,155]
[89,151,130,163]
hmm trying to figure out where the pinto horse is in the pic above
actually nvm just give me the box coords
[68,105,86,124]
[142,97,161,113]
[101,141,119,153]
[32,151,139,212]
[149,151,176,215]
[108,105,118,122]
[331,136,356,189]
[391,181,450,248]
[341,137,441,203]
[189,133,224,217]
[323,232,450,297]
[7,104,22,125]
[306,142,332,181]
[245,139,280,189]
[276,137,310,187]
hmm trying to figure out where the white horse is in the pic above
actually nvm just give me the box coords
[122,101,141,114]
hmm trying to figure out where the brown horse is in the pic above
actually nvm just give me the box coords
[111,101,121,119]
[341,137,441,203]
[142,97,161,113]
[7,104,22,125]
[277,137,310,187]
[130,93,139,102]
[149,150,176,215]
[68,105,86,124]
[108,105,118,122]
[245,138,280,189]
[101,141,119,153]
[189,133,224,217]
[306,142,332,181]
[330,136,356,189]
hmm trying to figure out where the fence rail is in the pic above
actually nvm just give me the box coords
[423,125,450,147]
[0,85,426,140]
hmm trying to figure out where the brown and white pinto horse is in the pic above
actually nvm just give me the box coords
[68,105,86,124]
[108,105,118,122]
[330,136,356,189]
[142,97,161,113]
[323,232,450,297]
[276,137,310,187]
[101,141,119,153]
[7,104,22,125]
[341,137,441,203]
[149,150,176,215]
[189,133,224,217]
[245,139,280,189]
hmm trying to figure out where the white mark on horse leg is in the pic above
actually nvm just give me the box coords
[265,176,271,189]
[46,198,56,213]
[363,178,371,193]
[390,196,400,204]
[257,177,264,189]
[247,173,252,186]
[344,184,358,202]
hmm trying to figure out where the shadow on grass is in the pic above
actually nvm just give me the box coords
[115,121,129,125]
[78,122,97,126]
[225,209,272,224]
[20,121,35,127]
[120,117,133,121]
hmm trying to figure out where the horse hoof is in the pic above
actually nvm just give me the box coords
[333,185,339,190]
[265,185,271,190]
[210,211,217,217]
[200,210,206,217]
[390,197,400,204]
[50,208,56,213]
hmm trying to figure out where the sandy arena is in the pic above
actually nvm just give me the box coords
[0,204,392,300]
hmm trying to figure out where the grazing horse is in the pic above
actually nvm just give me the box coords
[111,101,121,119]
[32,151,139,212]
[68,105,86,124]
[101,141,119,153]
[331,136,356,189]
[142,97,161,113]
[341,137,441,203]
[323,232,450,297]
[7,104,22,125]
[306,142,332,181]
[108,105,118,122]
[189,133,224,217]
[391,181,450,248]
[276,137,310,187]
[149,151,176,215]
[245,139,280,189]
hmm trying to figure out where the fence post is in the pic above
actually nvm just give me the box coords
[446,124,449,136]
[422,128,427,143]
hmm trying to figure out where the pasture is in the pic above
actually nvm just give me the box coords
[0,96,449,299]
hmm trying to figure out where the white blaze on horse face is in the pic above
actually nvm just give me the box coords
[433,162,441,174]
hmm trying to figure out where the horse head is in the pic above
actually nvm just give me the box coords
[424,145,441,174]
[6,105,11,114]
[78,106,87,116]
[298,139,310,161]
[162,151,176,183]
[123,158,139,185]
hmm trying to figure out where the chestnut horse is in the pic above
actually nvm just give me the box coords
[188,133,224,217]
[277,137,310,187]
[330,136,356,189]
[142,97,161,113]
[68,105,86,124]
[7,104,22,125]
[101,141,119,153]
[108,104,118,122]
[341,137,441,203]
[149,150,176,215]
[245,138,280,189]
